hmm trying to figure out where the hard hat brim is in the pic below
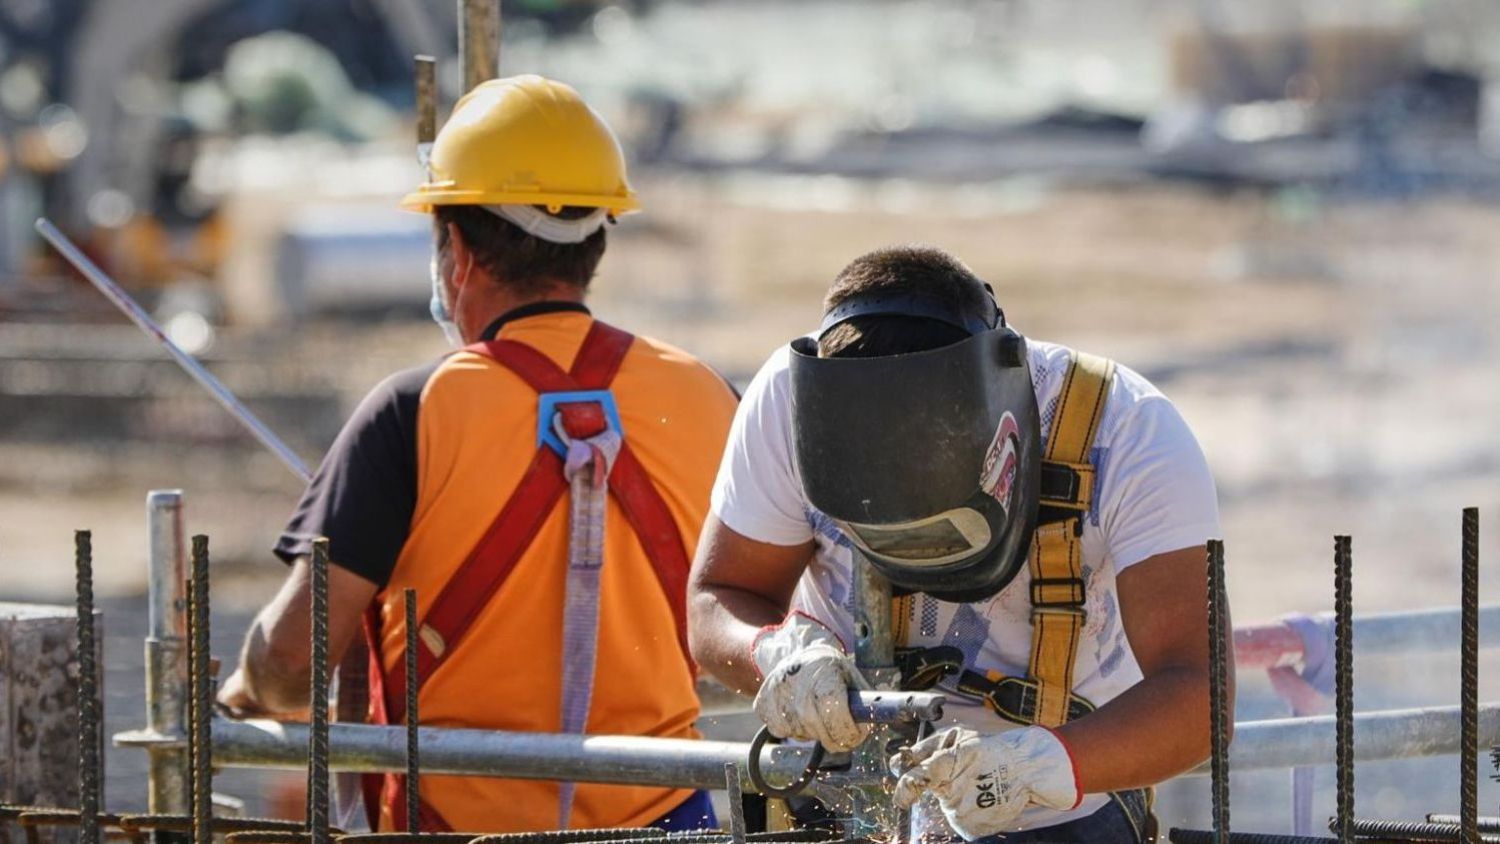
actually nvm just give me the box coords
[399,187,641,215]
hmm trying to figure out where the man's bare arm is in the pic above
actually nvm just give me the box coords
[687,516,816,695]
[219,557,377,717]
[1053,544,1232,793]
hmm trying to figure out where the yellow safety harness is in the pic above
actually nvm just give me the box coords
[894,350,1115,728]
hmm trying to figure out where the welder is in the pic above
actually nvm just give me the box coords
[688,246,1229,843]
[218,75,738,833]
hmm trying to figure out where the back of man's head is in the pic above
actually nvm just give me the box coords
[818,246,994,359]
[434,205,607,297]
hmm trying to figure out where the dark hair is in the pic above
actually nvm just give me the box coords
[434,204,607,295]
[818,246,994,358]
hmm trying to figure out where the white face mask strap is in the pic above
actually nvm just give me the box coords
[483,204,609,244]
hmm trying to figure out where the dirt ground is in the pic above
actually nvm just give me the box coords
[2,180,1497,828]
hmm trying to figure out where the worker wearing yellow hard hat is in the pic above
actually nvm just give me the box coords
[221,74,738,834]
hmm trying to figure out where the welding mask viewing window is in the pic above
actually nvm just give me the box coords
[788,292,1041,603]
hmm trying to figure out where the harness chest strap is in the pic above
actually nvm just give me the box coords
[1028,350,1114,727]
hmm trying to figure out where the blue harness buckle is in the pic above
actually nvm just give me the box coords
[537,390,624,456]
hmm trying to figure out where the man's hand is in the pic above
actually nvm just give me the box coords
[217,667,309,720]
[751,613,870,752]
[890,726,1081,838]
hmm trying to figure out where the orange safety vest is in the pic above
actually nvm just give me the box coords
[360,317,733,832]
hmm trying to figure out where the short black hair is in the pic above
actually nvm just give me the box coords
[434,204,607,296]
[818,246,994,358]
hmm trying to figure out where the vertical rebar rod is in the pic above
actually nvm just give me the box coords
[190,535,213,844]
[1462,508,1480,844]
[1333,535,1353,844]
[414,54,437,174]
[307,539,331,844]
[145,491,190,817]
[458,0,500,93]
[724,762,746,844]
[1206,539,1230,843]
[76,530,101,844]
[404,588,420,835]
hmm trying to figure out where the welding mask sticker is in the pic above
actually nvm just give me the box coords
[979,411,1021,517]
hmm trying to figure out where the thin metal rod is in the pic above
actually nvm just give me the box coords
[724,763,746,844]
[404,589,420,834]
[307,539,331,844]
[1346,817,1500,843]
[1333,535,1353,844]
[76,529,102,844]
[1430,815,1500,832]
[458,0,500,92]
[1207,539,1230,842]
[1462,508,1480,844]
[34,218,313,482]
[1234,605,1500,669]
[190,701,1500,782]
[414,55,437,174]
[190,536,213,844]
[1168,831,1334,844]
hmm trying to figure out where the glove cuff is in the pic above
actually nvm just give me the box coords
[1029,727,1084,811]
[750,611,847,679]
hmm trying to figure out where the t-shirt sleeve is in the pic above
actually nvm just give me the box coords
[1098,394,1221,572]
[274,363,434,587]
[709,347,815,546]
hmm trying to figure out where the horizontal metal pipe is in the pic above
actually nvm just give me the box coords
[1186,702,1500,776]
[208,718,818,792]
[199,702,1498,787]
[847,690,943,724]
[1234,605,1500,670]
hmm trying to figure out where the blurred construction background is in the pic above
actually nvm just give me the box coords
[0,0,1497,832]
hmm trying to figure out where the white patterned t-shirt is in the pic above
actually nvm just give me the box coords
[709,336,1221,832]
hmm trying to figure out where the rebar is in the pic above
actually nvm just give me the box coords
[190,535,213,844]
[308,539,331,844]
[1429,816,1500,832]
[1334,535,1353,844]
[724,763,746,844]
[405,588,420,834]
[414,54,437,177]
[1207,539,1230,843]
[1343,817,1500,842]
[75,529,102,844]
[1462,508,1480,844]
[458,0,500,92]
[1168,830,1334,844]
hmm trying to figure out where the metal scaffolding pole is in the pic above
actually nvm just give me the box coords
[153,700,1500,788]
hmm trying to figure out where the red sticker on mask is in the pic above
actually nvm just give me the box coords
[980,411,1020,515]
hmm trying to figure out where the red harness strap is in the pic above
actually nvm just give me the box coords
[361,321,693,832]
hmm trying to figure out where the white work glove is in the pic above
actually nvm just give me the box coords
[751,612,871,752]
[890,726,1081,839]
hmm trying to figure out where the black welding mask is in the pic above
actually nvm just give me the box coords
[788,292,1041,603]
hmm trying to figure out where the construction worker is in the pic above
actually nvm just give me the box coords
[688,246,1228,843]
[219,75,738,833]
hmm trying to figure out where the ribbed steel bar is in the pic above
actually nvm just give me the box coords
[724,763,746,844]
[414,55,438,168]
[458,0,500,92]
[1429,816,1500,832]
[1331,537,1358,838]
[1207,539,1230,842]
[1347,817,1500,842]
[404,589,420,835]
[1169,830,1334,844]
[76,529,101,844]
[190,536,213,844]
[1462,508,1480,844]
[308,539,331,844]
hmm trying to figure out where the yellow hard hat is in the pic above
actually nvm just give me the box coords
[401,74,639,214]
